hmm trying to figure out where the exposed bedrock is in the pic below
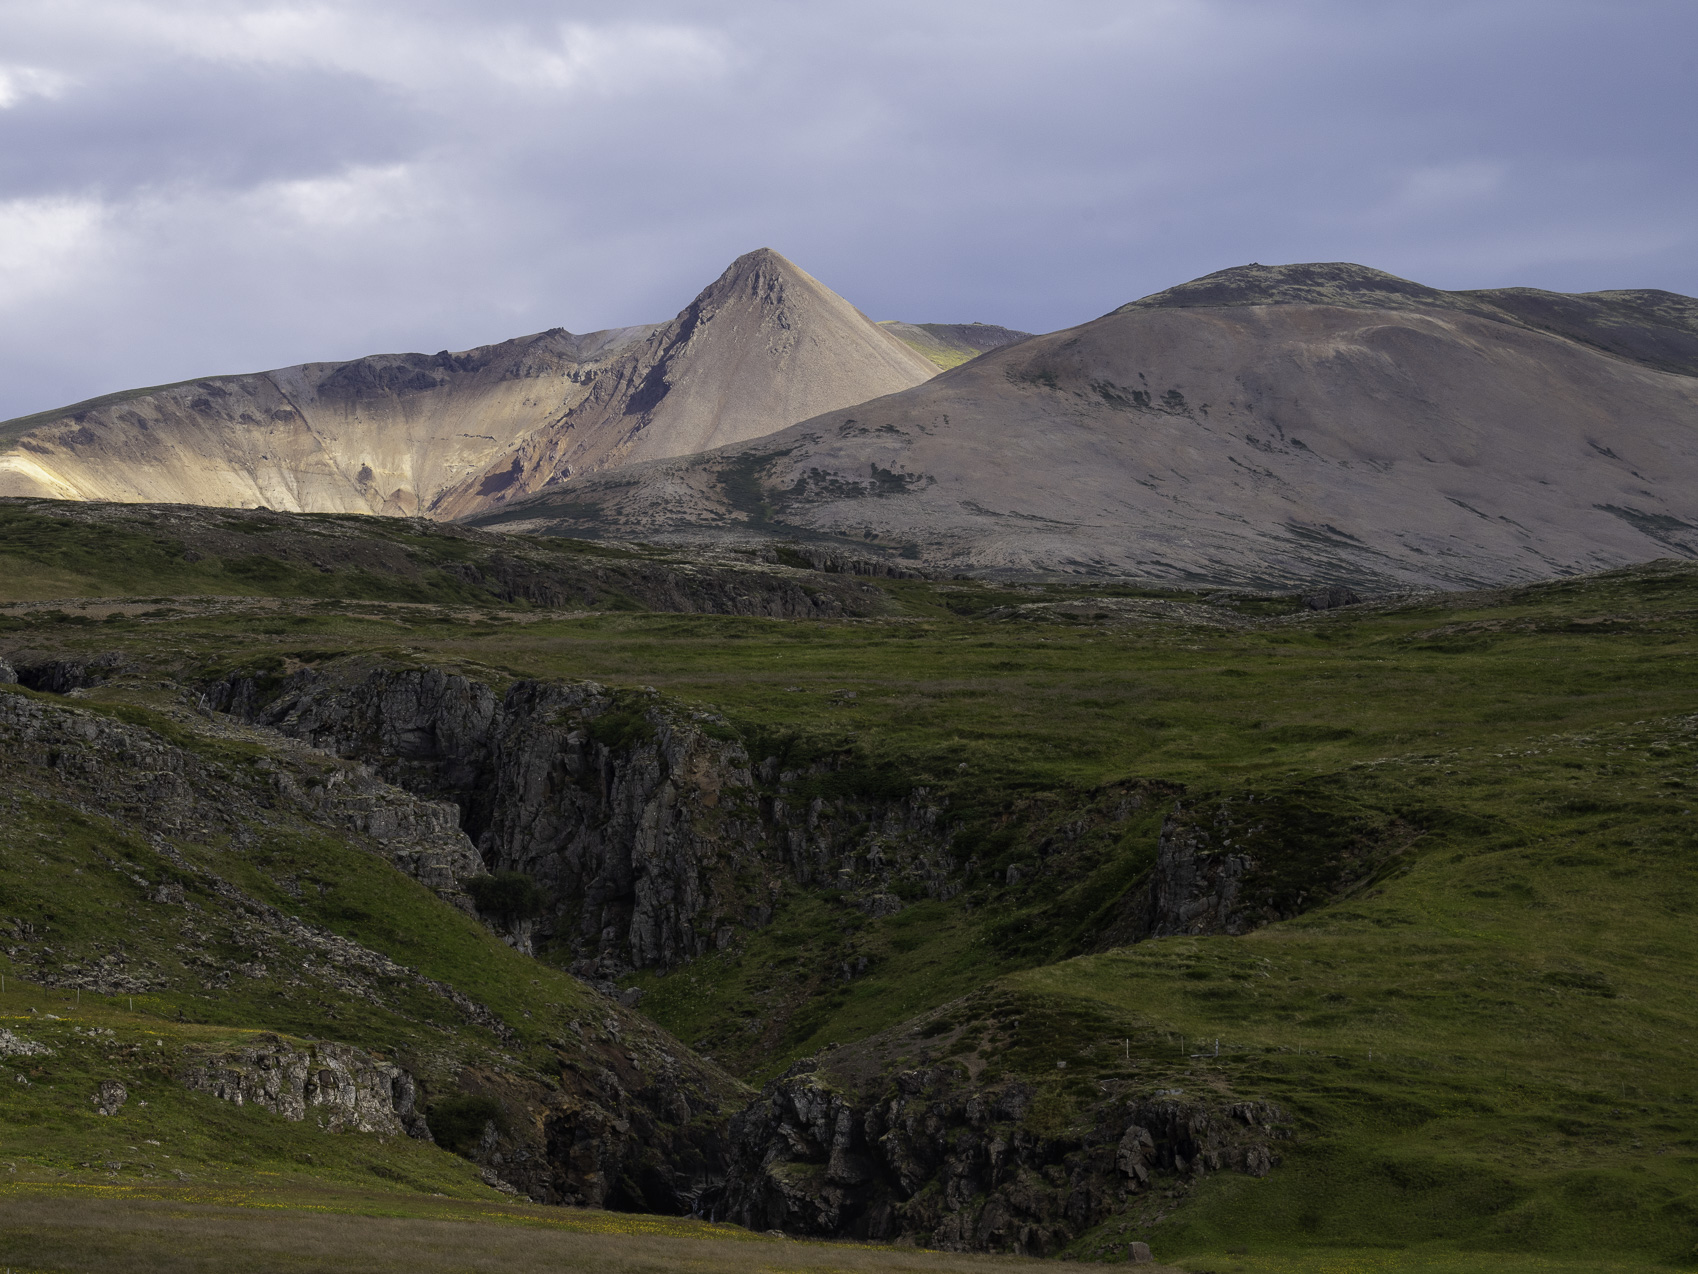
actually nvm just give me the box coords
[719,1057,1286,1253]
[206,660,961,978]
[180,1037,433,1140]
[0,683,739,1212]
[206,662,1413,981]
[190,663,1420,1237]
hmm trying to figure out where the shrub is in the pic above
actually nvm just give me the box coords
[426,1093,505,1154]
[465,872,548,924]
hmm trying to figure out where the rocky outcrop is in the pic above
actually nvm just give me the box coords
[181,1037,432,1138]
[719,1058,1285,1254]
[92,1079,128,1117]
[1138,805,1258,938]
[1303,585,1362,610]
[1095,787,1416,947]
[753,543,934,579]
[9,651,127,694]
[457,1031,732,1210]
[0,1027,52,1057]
[209,660,962,980]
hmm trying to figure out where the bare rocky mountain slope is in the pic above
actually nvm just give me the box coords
[0,250,938,520]
[476,262,1698,590]
[428,250,939,519]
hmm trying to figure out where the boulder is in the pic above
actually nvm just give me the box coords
[1303,585,1362,610]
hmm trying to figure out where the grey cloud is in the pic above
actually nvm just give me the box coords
[0,63,421,198]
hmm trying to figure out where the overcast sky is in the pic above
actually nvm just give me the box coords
[1,0,1693,419]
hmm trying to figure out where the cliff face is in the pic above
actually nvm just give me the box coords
[717,1045,1287,1253]
[210,660,963,981]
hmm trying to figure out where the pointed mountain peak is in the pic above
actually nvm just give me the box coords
[696,247,825,306]
[726,246,791,272]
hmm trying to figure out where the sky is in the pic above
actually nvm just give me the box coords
[1,0,1694,420]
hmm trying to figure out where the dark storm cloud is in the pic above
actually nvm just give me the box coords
[0,0,1693,419]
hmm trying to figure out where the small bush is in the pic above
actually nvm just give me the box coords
[586,707,656,752]
[465,872,548,924]
[426,1094,505,1154]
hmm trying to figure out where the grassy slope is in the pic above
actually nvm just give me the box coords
[5,548,1698,1267]
[0,682,731,1210]
[0,502,639,606]
[878,323,981,370]
[977,717,1698,1269]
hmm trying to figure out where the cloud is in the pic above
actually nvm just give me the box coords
[16,2,731,100]
[0,0,1693,419]
[0,194,106,300]
[0,65,72,110]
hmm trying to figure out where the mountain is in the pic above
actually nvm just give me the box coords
[425,249,939,519]
[877,320,1033,369]
[0,325,657,516]
[471,262,1698,590]
[0,250,938,520]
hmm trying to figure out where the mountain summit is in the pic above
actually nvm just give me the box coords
[0,249,939,519]
[427,248,938,517]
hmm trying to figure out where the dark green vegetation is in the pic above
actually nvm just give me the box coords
[0,497,888,615]
[4,499,1698,1270]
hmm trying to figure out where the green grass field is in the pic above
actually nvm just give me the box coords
[4,523,1698,1269]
